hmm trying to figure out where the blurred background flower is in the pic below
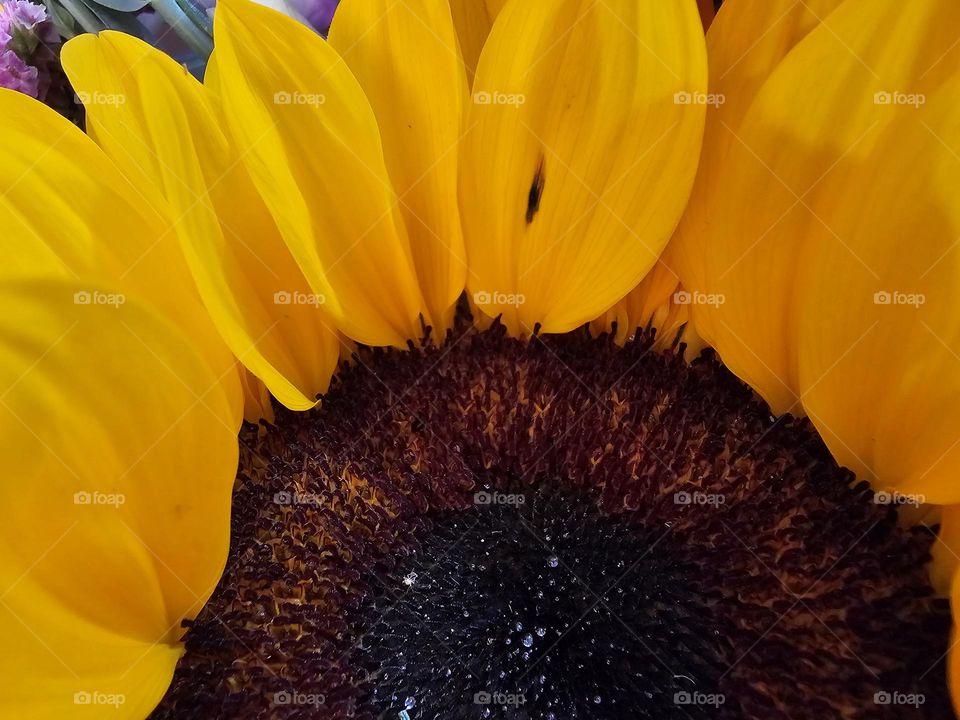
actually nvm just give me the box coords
[1,0,58,98]
[0,0,79,118]
[0,0,338,93]
[137,0,338,71]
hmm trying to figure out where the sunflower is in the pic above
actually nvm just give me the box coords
[2,0,959,717]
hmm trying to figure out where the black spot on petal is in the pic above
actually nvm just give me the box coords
[526,156,546,225]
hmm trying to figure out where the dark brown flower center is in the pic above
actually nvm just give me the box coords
[152,320,951,720]
[359,485,726,719]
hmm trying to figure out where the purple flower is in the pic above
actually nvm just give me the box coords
[0,47,38,97]
[0,0,56,45]
[237,0,339,34]
[1,0,46,27]
[0,1,59,100]
[293,0,338,33]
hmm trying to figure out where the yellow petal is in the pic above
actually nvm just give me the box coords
[933,505,960,597]
[459,0,707,335]
[329,0,468,333]
[448,0,507,87]
[796,75,960,503]
[0,88,168,292]
[62,32,339,411]
[0,277,237,718]
[590,261,680,345]
[240,367,276,424]
[681,0,960,500]
[679,0,960,417]
[666,0,846,354]
[212,0,425,346]
[0,88,243,423]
